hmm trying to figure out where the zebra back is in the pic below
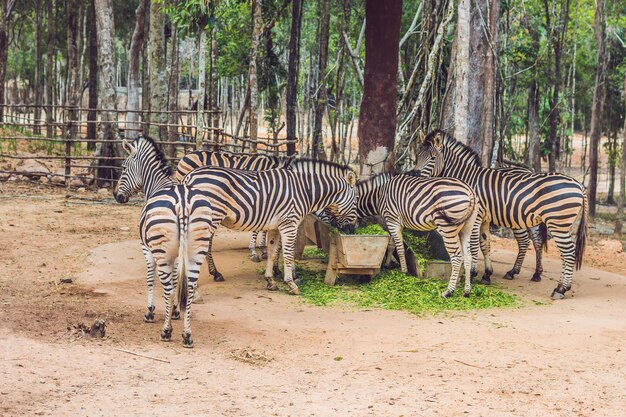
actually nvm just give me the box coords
[355,173,393,218]
[175,150,291,181]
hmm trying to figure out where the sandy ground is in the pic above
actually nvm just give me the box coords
[1,183,626,417]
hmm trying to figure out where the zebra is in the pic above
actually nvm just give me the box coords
[114,136,215,347]
[414,130,588,299]
[176,150,293,265]
[356,172,479,297]
[181,159,358,295]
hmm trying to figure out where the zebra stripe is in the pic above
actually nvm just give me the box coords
[182,159,357,294]
[176,150,293,264]
[415,130,587,299]
[115,136,216,347]
[357,173,478,297]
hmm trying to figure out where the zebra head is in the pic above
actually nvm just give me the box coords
[289,159,358,232]
[114,136,172,203]
[414,130,447,177]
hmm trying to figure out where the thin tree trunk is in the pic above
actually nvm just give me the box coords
[148,0,168,141]
[195,29,207,148]
[167,21,179,157]
[126,0,146,139]
[358,0,402,175]
[210,25,219,141]
[312,0,330,160]
[87,0,98,148]
[528,81,541,172]
[286,0,302,156]
[588,0,607,218]
[94,0,120,185]
[45,0,55,138]
[248,0,262,151]
[0,0,16,123]
[34,0,43,135]
[615,74,626,236]
[453,0,470,145]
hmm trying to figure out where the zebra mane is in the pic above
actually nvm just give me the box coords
[288,158,356,175]
[356,172,393,188]
[423,129,482,167]
[138,135,173,177]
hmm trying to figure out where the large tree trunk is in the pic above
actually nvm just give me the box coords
[0,0,15,123]
[210,25,219,142]
[285,0,302,156]
[195,29,207,149]
[45,0,56,138]
[65,0,81,185]
[87,0,98,149]
[452,0,470,146]
[615,74,626,237]
[358,0,402,176]
[148,0,168,141]
[94,0,120,186]
[167,24,179,156]
[248,0,262,151]
[588,0,607,218]
[126,0,147,139]
[311,0,330,160]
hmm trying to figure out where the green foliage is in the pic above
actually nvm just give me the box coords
[302,246,329,261]
[216,0,251,78]
[296,266,519,314]
[353,223,389,235]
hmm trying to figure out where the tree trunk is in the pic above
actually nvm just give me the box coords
[0,0,16,123]
[615,74,626,237]
[286,0,302,156]
[167,23,179,156]
[87,0,98,149]
[45,0,56,138]
[453,0,470,146]
[588,0,607,218]
[358,0,402,176]
[34,0,43,135]
[94,0,120,185]
[65,0,81,143]
[126,0,147,139]
[195,29,207,149]
[248,0,262,151]
[527,81,541,172]
[148,0,168,141]
[311,0,330,160]
[210,25,219,141]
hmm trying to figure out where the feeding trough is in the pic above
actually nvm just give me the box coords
[404,230,452,280]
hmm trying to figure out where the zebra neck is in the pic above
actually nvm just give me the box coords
[143,173,176,198]
[442,158,483,185]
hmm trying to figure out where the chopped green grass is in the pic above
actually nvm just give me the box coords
[302,246,328,260]
[296,266,518,314]
[353,223,389,235]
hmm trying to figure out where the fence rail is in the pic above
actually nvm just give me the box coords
[0,104,297,188]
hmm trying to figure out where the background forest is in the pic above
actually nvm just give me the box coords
[1,0,625,219]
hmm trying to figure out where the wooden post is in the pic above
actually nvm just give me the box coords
[324,239,339,286]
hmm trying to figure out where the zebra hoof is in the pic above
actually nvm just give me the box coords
[171,308,180,321]
[503,271,516,280]
[266,282,279,291]
[144,306,155,323]
[551,285,569,300]
[213,272,225,282]
[479,276,491,285]
[463,291,470,298]
[261,251,268,260]
[250,254,262,263]
[160,328,172,342]
[289,286,300,295]
[182,332,194,348]
[441,290,453,299]
[531,273,542,282]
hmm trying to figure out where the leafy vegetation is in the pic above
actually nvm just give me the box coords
[295,266,519,314]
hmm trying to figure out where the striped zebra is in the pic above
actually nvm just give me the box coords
[181,159,358,295]
[176,150,293,265]
[415,130,588,299]
[356,172,479,297]
[114,136,215,347]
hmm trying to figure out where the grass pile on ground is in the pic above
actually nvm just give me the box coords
[353,223,389,235]
[302,246,328,260]
[295,266,518,314]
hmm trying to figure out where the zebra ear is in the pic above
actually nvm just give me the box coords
[345,171,357,187]
[122,139,136,156]
[433,133,443,149]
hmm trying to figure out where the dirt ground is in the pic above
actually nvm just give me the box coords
[1,182,625,417]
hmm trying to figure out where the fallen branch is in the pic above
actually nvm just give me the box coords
[114,348,170,363]
[453,359,490,369]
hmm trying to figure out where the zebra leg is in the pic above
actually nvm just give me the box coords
[440,227,464,299]
[385,219,407,273]
[142,246,157,323]
[504,229,531,280]
[205,236,225,282]
[547,225,576,300]
[249,232,262,262]
[278,225,300,295]
[530,226,544,282]
[272,235,282,278]
[263,230,281,291]
[479,221,494,284]
[469,216,482,281]
[171,260,180,320]
[260,231,268,260]
[460,207,479,297]
[155,261,176,342]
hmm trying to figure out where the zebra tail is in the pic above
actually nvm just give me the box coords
[177,223,189,312]
[539,223,549,253]
[574,191,588,271]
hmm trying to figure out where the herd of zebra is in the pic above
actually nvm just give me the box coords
[113,129,587,347]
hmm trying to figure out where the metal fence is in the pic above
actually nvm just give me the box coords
[0,104,296,188]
